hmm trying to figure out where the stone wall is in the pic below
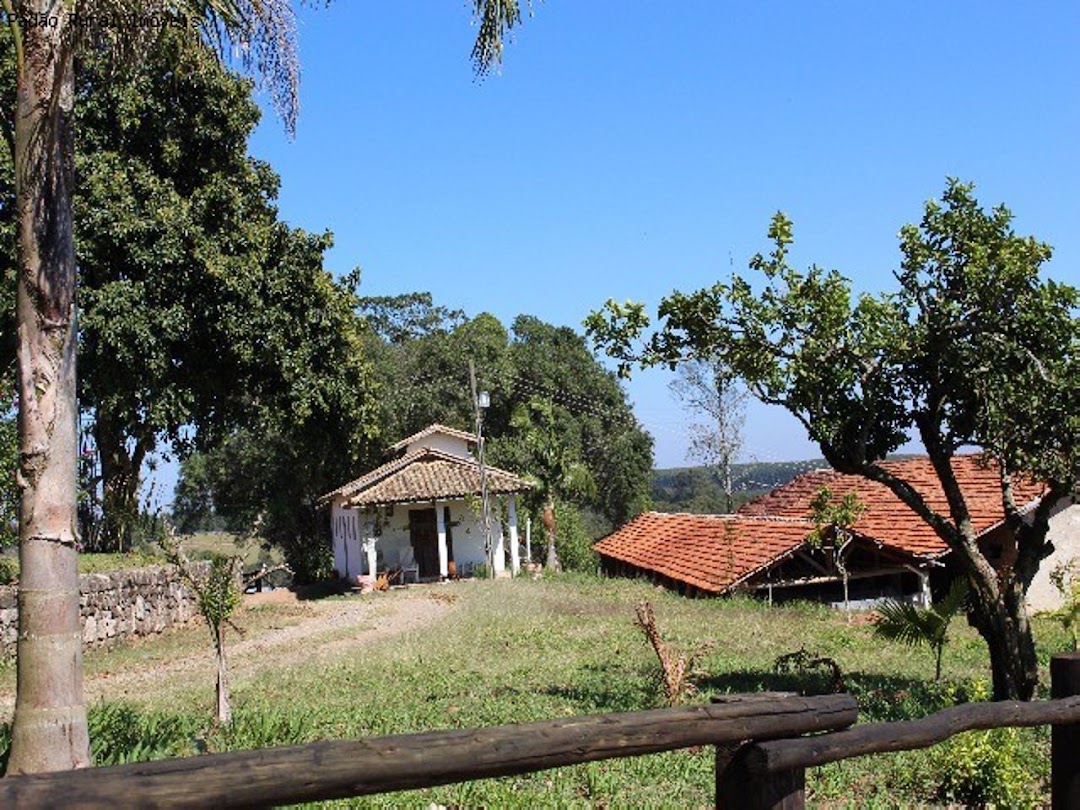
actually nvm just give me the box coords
[0,561,209,653]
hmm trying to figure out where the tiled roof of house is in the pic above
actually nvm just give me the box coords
[738,455,1047,557]
[343,448,531,507]
[594,512,813,594]
[387,424,476,454]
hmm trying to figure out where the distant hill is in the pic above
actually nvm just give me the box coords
[651,455,922,515]
[650,459,828,515]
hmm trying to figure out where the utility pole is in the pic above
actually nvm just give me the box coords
[469,360,495,578]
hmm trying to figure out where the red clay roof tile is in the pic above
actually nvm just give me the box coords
[738,455,1046,557]
[594,513,813,594]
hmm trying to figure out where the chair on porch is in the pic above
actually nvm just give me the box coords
[399,546,420,584]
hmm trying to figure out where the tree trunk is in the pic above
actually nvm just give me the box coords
[94,417,147,553]
[214,624,232,725]
[7,8,91,773]
[542,500,560,572]
[969,579,1039,701]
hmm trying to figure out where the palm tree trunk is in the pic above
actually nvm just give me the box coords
[7,7,91,773]
[542,499,560,572]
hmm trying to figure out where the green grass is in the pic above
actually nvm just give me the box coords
[1,574,1071,807]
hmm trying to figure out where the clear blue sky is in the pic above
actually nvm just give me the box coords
[241,0,1079,471]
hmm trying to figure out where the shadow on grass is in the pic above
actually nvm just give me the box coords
[697,669,967,722]
[541,664,657,714]
[289,581,352,601]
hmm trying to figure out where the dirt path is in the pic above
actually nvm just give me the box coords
[0,587,457,715]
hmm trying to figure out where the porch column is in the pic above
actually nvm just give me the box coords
[917,569,931,608]
[508,495,521,575]
[436,500,449,579]
[493,515,506,575]
[363,536,378,579]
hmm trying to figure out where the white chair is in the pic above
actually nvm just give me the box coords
[399,546,420,584]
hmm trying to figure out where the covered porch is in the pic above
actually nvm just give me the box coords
[335,494,525,584]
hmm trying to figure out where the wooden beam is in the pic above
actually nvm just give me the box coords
[746,695,1080,775]
[752,567,915,590]
[0,696,858,809]
[1052,653,1080,810]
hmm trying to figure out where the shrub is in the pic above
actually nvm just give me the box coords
[0,556,17,585]
[932,681,1042,808]
[553,501,598,573]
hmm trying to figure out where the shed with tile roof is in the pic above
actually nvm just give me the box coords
[597,455,1079,610]
[320,425,532,584]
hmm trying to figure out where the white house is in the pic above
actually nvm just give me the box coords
[320,424,532,583]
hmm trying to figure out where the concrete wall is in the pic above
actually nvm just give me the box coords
[0,562,206,653]
[1028,496,1080,613]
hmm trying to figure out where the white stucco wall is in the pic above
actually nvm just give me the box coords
[403,434,471,458]
[330,498,365,581]
[1027,496,1080,613]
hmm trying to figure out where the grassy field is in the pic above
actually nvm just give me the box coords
[0,574,1070,807]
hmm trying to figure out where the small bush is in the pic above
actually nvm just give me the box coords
[0,556,17,585]
[935,727,1042,808]
[932,681,1043,808]
[553,502,598,573]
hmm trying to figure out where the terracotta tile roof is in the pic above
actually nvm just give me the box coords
[594,512,813,594]
[387,424,476,454]
[343,448,531,507]
[738,455,1047,557]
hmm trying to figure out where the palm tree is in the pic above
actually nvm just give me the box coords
[873,577,969,681]
[5,0,524,774]
[511,399,595,572]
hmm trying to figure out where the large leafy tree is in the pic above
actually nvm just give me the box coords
[70,32,309,551]
[501,315,653,527]
[3,0,527,774]
[587,180,1079,700]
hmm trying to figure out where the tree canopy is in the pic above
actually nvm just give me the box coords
[586,180,1080,700]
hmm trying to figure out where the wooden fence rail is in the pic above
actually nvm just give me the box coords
[0,694,858,808]
[0,653,1076,809]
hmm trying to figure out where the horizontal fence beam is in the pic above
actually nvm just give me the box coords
[746,695,1080,775]
[0,693,858,809]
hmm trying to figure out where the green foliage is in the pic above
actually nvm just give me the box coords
[88,703,199,766]
[0,393,15,552]
[197,555,243,628]
[0,29,380,553]
[875,577,969,681]
[1048,559,1080,651]
[0,556,16,585]
[772,647,845,694]
[807,486,865,547]
[933,683,1043,809]
[509,397,597,509]
[550,501,598,573]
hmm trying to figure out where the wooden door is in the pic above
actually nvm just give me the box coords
[409,508,439,579]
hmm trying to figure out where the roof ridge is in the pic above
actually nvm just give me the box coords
[643,511,813,524]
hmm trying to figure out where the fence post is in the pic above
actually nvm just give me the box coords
[712,691,807,810]
[1052,652,1080,810]
[715,743,805,810]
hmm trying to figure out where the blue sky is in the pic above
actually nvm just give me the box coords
[242,0,1079,471]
